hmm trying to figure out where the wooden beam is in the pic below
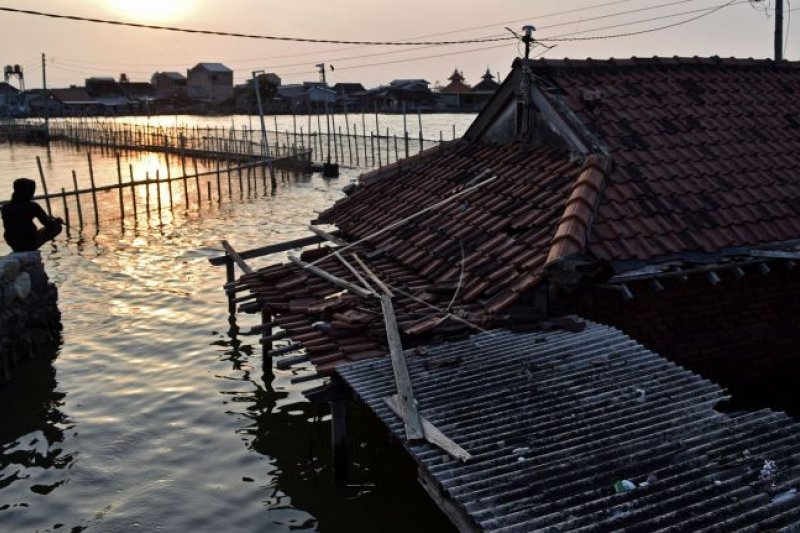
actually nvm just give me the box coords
[221,240,253,274]
[308,225,347,246]
[353,253,393,297]
[209,234,328,266]
[288,254,375,299]
[380,295,424,440]
[385,395,472,462]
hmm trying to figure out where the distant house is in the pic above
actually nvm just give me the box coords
[119,81,156,111]
[359,79,435,111]
[84,77,129,112]
[151,71,186,97]
[441,69,471,93]
[276,82,337,112]
[0,82,24,116]
[186,63,233,104]
[471,68,500,94]
[27,87,100,115]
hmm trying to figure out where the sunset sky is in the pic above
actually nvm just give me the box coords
[0,0,796,90]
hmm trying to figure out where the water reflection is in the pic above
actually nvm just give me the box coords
[0,340,80,530]
[220,316,456,533]
[0,142,453,532]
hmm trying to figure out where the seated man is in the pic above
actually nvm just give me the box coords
[1,178,63,252]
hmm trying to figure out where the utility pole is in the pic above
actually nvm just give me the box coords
[775,0,784,62]
[41,53,50,138]
[251,70,270,157]
[315,63,327,85]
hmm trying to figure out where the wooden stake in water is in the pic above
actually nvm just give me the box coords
[87,152,100,227]
[417,105,424,154]
[145,170,151,217]
[115,153,125,220]
[60,188,70,238]
[403,102,410,158]
[193,159,201,205]
[35,156,53,216]
[128,164,138,219]
[155,169,163,214]
[71,170,84,228]
[164,149,174,211]
[216,159,222,200]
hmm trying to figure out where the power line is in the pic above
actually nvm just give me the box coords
[539,0,739,41]
[0,6,515,46]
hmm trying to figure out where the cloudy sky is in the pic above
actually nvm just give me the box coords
[0,0,795,90]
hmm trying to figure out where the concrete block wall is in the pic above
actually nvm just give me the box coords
[0,252,61,380]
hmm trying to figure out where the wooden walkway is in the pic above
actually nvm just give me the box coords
[335,319,800,532]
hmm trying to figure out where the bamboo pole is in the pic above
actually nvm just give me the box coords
[87,152,100,226]
[115,153,125,219]
[71,170,83,227]
[60,188,70,238]
[128,164,138,219]
[35,156,53,216]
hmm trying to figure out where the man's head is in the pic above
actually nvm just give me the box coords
[11,178,36,203]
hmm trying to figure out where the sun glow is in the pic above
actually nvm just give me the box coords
[106,0,191,23]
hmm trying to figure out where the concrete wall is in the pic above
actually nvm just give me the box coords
[0,252,61,380]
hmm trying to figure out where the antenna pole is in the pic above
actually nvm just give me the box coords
[775,0,784,62]
[522,25,536,60]
[41,53,50,139]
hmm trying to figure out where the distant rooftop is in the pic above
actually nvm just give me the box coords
[191,63,233,73]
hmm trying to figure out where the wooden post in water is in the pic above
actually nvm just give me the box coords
[193,159,201,205]
[128,164,138,219]
[226,160,233,197]
[87,152,100,227]
[352,124,360,166]
[237,165,243,198]
[370,133,375,167]
[60,188,70,238]
[394,132,399,162]
[216,159,222,200]
[403,102,410,159]
[35,156,53,216]
[417,105,424,154]
[164,149,174,211]
[145,171,151,217]
[180,151,189,208]
[115,153,125,220]
[155,169,163,214]
[71,170,84,227]
[207,181,212,204]
[331,395,348,482]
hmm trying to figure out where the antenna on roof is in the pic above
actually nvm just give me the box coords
[521,25,536,60]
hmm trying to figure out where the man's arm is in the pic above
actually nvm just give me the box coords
[32,203,63,229]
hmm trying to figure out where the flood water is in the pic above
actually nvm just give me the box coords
[0,113,475,532]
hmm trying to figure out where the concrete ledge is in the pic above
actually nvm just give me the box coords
[0,252,61,381]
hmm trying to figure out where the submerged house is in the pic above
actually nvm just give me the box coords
[226,56,800,530]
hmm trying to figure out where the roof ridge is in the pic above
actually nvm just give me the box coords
[545,154,611,267]
[524,56,800,70]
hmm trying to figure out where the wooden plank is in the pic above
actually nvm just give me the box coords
[208,234,327,265]
[288,254,374,299]
[380,295,424,440]
[749,250,800,259]
[385,395,472,462]
[353,253,393,297]
[221,240,253,274]
[308,224,347,246]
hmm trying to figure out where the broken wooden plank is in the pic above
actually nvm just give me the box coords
[209,234,329,265]
[288,254,375,299]
[353,253,393,297]
[381,295,424,440]
[221,240,253,274]
[308,225,347,246]
[385,394,472,462]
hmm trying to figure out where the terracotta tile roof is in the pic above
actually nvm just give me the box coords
[236,142,588,369]
[531,56,800,263]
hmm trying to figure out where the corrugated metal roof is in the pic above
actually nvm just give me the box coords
[336,319,800,532]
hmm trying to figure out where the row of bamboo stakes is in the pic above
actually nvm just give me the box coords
[23,149,290,235]
[45,109,450,169]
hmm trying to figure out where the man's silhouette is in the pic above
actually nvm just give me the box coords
[1,178,63,252]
